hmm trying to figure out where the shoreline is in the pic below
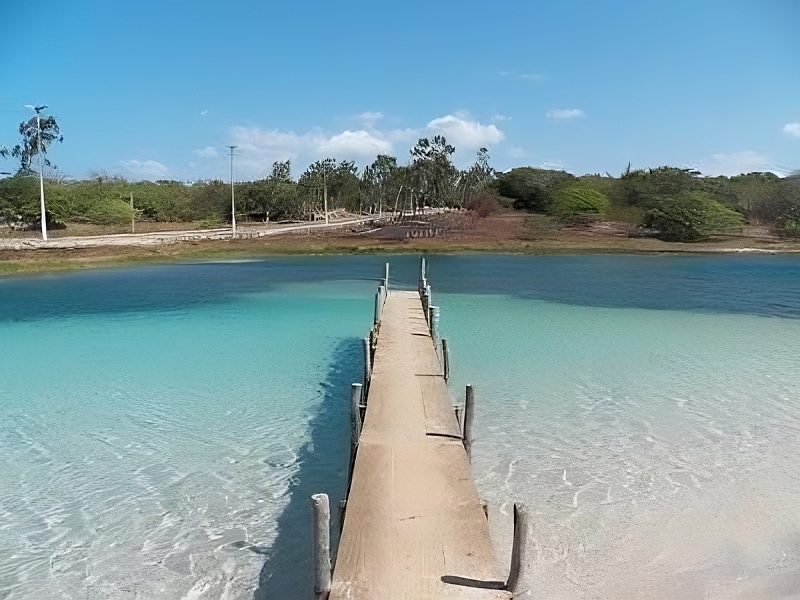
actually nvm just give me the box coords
[2,211,799,277]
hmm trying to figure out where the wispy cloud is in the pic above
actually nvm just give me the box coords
[112,159,168,180]
[193,146,219,159]
[499,70,542,81]
[784,123,800,138]
[541,160,566,170]
[695,151,785,177]
[200,110,208,117]
[545,109,585,120]
[192,113,506,178]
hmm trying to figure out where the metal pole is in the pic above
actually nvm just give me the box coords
[227,145,237,237]
[35,112,47,241]
[323,170,329,225]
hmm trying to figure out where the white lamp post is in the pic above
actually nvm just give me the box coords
[24,104,48,241]
[227,145,237,238]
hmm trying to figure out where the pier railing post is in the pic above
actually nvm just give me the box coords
[363,337,371,389]
[351,383,364,443]
[505,503,529,593]
[441,338,450,381]
[429,305,439,344]
[385,262,389,290]
[311,493,332,600]
[463,384,475,459]
[374,285,386,325]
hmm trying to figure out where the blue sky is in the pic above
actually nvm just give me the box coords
[1,0,798,181]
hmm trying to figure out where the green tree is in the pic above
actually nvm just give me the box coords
[644,191,745,241]
[548,186,609,222]
[8,113,64,174]
[410,136,459,208]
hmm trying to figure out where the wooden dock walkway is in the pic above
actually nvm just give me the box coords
[328,284,513,599]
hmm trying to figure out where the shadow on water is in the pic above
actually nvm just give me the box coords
[254,336,362,600]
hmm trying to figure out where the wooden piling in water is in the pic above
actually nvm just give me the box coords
[505,503,528,593]
[442,338,450,381]
[363,338,371,388]
[351,383,363,443]
[311,493,332,600]
[463,384,475,459]
[429,305,439,343]
[384,262,389,290]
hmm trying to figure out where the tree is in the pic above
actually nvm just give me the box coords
[8,114,63,174]
[410,136,458,207]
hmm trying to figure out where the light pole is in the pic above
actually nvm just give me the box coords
[227,145,237,238]
[25,104,48,241]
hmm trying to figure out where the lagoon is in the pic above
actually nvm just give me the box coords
[1,255,799,599]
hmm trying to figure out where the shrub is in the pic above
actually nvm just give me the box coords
[466,190,502,217]
[548,186,609,222]
[496,167,575,212]
[644,191,745,241]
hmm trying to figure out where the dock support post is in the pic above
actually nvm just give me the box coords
[441,338,450,381]
[385,262,389,290]
[374,285,385,324]
[311,493,332,600]
[363,337,371,388]
[463,384,475,458]
[505,503,529,593]
[351,383,364,443]
[419,256,426,292]
[429,305,439,343]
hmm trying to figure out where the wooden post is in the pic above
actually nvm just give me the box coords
[441,338,450,381]
[429,305,439,342]
[311,493,331,599]
[384,262,389,291]
[363,337,371,388]
[463,385,475,459]
[454,406,463,433]
[505,503,528,593]
[374,285,385,325]
[351,383,363,444]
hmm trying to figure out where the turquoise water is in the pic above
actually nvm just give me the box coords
[2,256,800,599]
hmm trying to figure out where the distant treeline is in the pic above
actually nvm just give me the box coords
[0,136,494,230]
[2,138,799,241]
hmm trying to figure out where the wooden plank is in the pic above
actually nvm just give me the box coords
[419,376,462,438]
[330,291,510,600]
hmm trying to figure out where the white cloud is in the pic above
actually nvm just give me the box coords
[193,146,219,159]
[541,160,566,170]
[207,114,505,178]
[517,73,542,81]
[426,115,504,148]
[200,110,208,117]
[546,109,585,120]
[784,123,800,138]
[508,146,526,159]
[696,151,784,177]
[113,159,168,180]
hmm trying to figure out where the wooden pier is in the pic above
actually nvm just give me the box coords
[312,260,525,600]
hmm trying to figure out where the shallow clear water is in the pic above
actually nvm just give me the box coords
[1,255,799,599]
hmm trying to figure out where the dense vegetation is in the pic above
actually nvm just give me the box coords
[495,165,800,241]
[3,112,799,242]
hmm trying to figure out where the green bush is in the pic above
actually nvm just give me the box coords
[644,191,745,241]
[0,176,40,228]
[548,186,609,221]
[496,167,575,212]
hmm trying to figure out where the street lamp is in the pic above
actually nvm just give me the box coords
[227,145,237,238]
[24,104,49,241]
